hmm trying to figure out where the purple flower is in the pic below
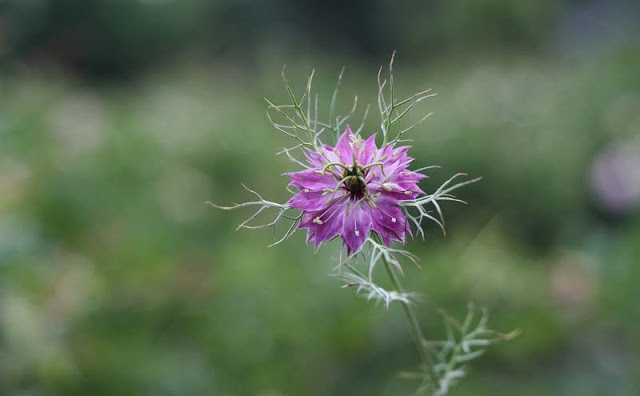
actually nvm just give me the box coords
[286,127,426,254]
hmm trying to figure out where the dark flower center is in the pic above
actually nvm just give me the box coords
[343,165,366,198]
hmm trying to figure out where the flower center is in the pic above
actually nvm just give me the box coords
[343,165,366,198]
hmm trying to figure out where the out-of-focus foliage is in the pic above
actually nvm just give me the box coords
[1,1,640,395]
[2,0,576,77]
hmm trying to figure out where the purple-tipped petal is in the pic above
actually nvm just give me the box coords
[335,126,356,164]
[304,150,327,169]
[358,134,378,165]
[286,127,425,253]
[287,190,335,212]
[285,169,336,191]
[343,202,372,254]
[298,196,348,248]
[311,202,347,248]
[368,196,406,244]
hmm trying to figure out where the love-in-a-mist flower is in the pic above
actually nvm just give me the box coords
[212,61,511,396]
[285,126,426,254]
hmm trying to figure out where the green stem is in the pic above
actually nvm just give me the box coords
[376,235,438,387]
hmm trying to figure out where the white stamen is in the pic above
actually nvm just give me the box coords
[355,230,360,236]
[404,190,413,195]
[391,217,396,223]
[313,217,324,225]
[304,188,310,193]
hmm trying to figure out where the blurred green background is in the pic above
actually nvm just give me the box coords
[1,1,640,395]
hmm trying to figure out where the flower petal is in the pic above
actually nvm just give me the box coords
[285,169,336,191]
[299,197,348,249]
[368,195,406,245]
[312,204,347,248]
[287,190,338,211]
[358,134,378,165]
[335,126,356,164]
[342,202,372,254]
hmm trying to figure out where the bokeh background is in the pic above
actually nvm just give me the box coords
[1,1,640,395]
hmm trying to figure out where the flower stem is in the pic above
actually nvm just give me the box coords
[380,247,438,387]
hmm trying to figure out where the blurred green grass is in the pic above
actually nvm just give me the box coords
[1,48,640,395]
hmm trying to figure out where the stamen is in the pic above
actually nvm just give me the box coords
[324,176,352,203]
[357,176,371,200]
[362,162,387,176]
[304,188,310,193]
[355,230,360,236]
[375,203,400,227]
[316,204,342,226]
[321,162,350,174]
